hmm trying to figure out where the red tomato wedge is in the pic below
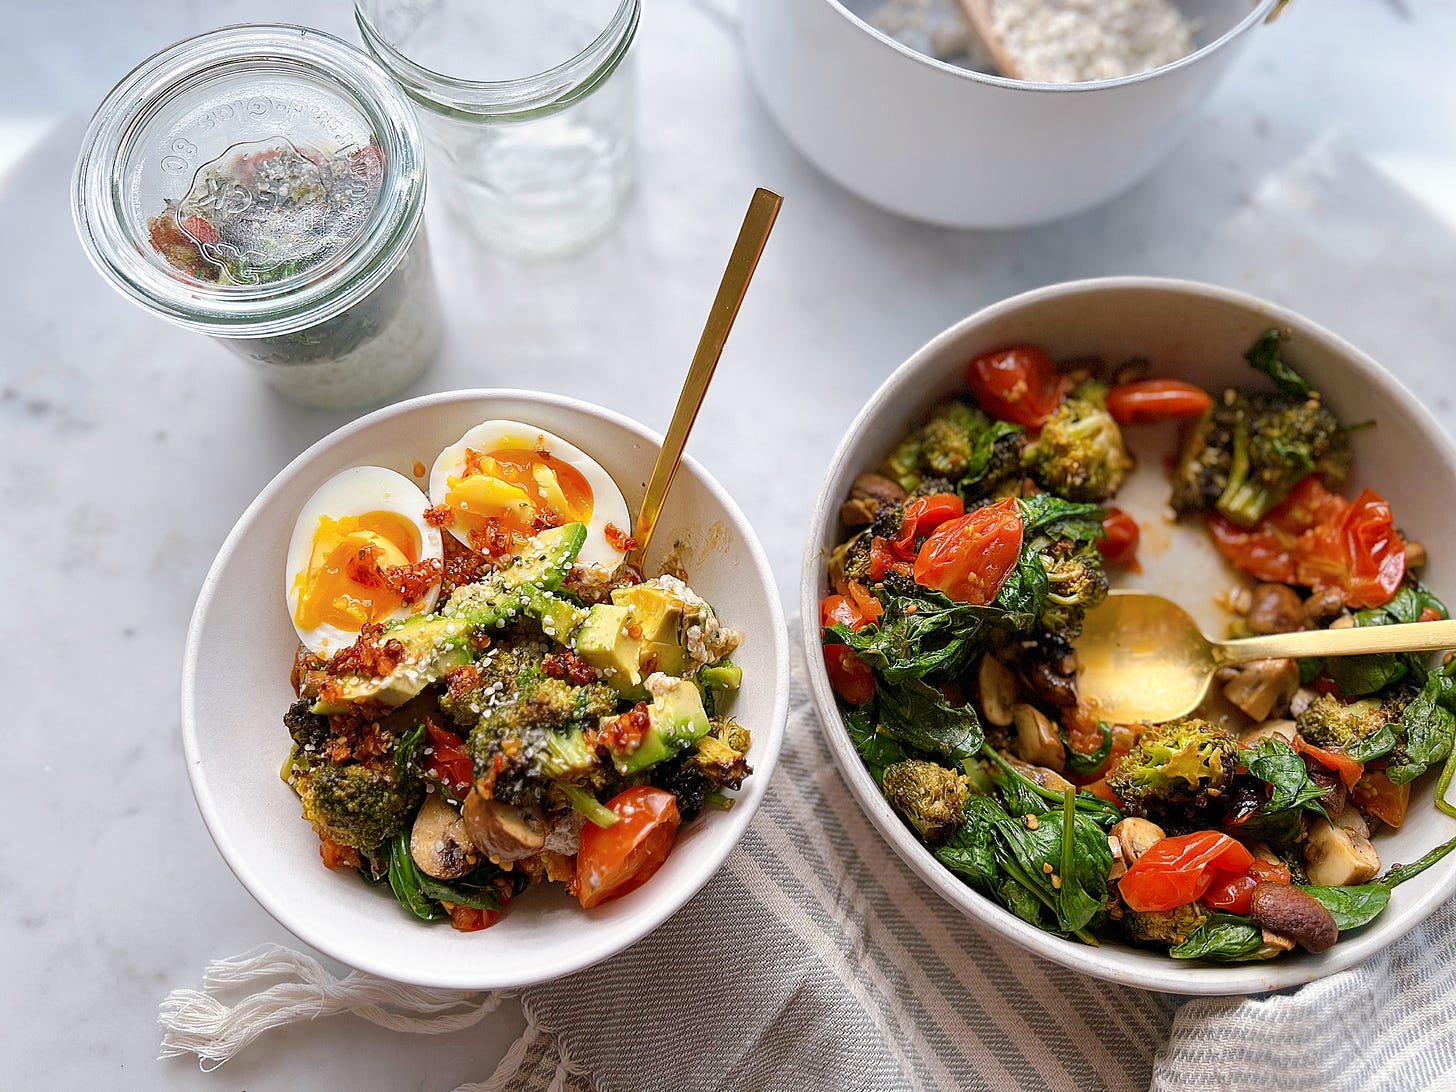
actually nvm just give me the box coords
[576,786,682,909]
[891,493,964,558]
[965,345,1069,428]
[425,723,475,799]
[1097,507,1141,571]
[824,644,875,705]
[1207,477,1405,609]
[1119,831,1254,912]
[1200,859,1291,916]
[1294,736,1365,791]
[913,497,1023,605]
[1106,379,1213,425]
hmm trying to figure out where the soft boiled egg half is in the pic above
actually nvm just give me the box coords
[429,420,631,572]
[285,466,444,656]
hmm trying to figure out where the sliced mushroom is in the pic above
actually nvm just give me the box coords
[1026,659,1078,708]
[978,654,1019,727]
[462,789,548,862]
[1004,753,1075,793]
[1012,703,1066,771]
[1110,817,1165,865]
[1302,587,1345,627]
[1238,718,1297,747]
[1107,837,1128,881]
[839,473,906,527]
[1222,658,1300,721]
[1289,686,1319,718]
[1260,928,1297,953]
[1246,584,1306,634]
[1405,540,1428,570]
[1304,807,1380,887]
[410,795,480,880]
[1249,882,1339,953]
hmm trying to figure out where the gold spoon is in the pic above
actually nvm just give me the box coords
[1074,589,1456,724]
[628,187,783,569]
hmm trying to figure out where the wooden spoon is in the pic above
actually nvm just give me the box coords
[1073,589,1456,724]
[954,0,1024,79]
[627,187,783,569]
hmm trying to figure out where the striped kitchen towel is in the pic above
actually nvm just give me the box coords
[159,647,1456,1091]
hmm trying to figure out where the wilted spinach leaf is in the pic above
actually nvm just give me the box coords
[876,676,984,762]
[842,708,906,784]
[1245,737,1330,814]
[1299,883,1391,932]
[1170,914,1269,962]
[1244,329,1311,398]
[1388,659,1456,784]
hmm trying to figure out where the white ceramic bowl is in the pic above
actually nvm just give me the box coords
[743,0,1279,228]
[801,277,1456,994]
[183,390,789,988]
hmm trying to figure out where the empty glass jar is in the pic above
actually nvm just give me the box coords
[356,0,640,259]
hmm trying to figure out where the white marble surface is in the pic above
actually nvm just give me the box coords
[4,0,1456,1087]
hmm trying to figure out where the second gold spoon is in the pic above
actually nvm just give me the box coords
[1074,589,1456,724]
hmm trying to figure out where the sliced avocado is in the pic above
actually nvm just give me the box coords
[610,584,692,677]
[573,604,643,691]
[502,523,587,593]
[523,588,588,646]
[698,660,742,692]
[311,525,588,714]
[608,675,711,775]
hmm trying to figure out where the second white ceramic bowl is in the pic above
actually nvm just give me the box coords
[183,389,789,988]
[743,0,1279,228]
[801,277,1456,994]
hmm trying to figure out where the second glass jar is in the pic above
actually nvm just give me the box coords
[356,0,640,260]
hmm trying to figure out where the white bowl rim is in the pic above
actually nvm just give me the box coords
[799,275,1456,995]
[182,387,790,987]
[817,0,1281,94]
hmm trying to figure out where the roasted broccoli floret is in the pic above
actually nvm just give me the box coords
[1107,719,1237,819]
[1171,353,1351,527]
[655,717,754,822]
[881,758,969,842]
[1035,536,1109,637]
[880,399,1024,496]
[1123,903,1210,946]
[295,763,422,851]
[1022,381,1134,502]
[1295,692,1405,751]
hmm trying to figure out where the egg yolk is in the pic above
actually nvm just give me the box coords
[293,511,422,632]
[444,447,594,541]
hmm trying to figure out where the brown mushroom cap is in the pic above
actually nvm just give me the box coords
[1249,882,1339,954]
[462,790,548,862]
[410,795,480,880]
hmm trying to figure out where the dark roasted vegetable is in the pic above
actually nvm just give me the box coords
[1106,719,1237,820]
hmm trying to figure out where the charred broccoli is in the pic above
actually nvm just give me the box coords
[1123,903,1210,946]
[1022,382,1134,502]
[656,717,754,821]
[1295,692,1405,752]
[881,758,969,842]
[880,399,1024,497]
[1036,536,1109,637]
[295,762,422,851]
[1107,719,1237,818]
[1171,338,1351,526]
[284,697,330,756]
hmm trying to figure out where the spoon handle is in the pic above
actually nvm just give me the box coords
[629,187,783,568]
[1212,619,1456,666]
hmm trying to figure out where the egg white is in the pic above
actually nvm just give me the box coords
[284,465,443,656]
[429,419,631,573]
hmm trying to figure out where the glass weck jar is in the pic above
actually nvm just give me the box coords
[72,24,441,409]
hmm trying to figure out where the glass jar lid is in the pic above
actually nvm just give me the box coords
[72,24,427,338]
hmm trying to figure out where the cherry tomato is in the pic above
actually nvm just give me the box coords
[1208,477,1405,609]
[866,536,910,581]
[891,493,964,559]
[425,723,475,799]
[1294,735,1365,790]
[1118,831,1254,912]
[913,497,1023,605]
[822,594,868,631]
[1351,768,1410,828]
[1200,859,1292,915]
[576,786,682,909]
[824,644,875,705]
[845,580,883,626]
[1420,607,1443,624]
[318,836,361,871]
[447,904,501,932]
[965,344,1069,428]
[1106,379,1213,425]
[1097,507,1142,571]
